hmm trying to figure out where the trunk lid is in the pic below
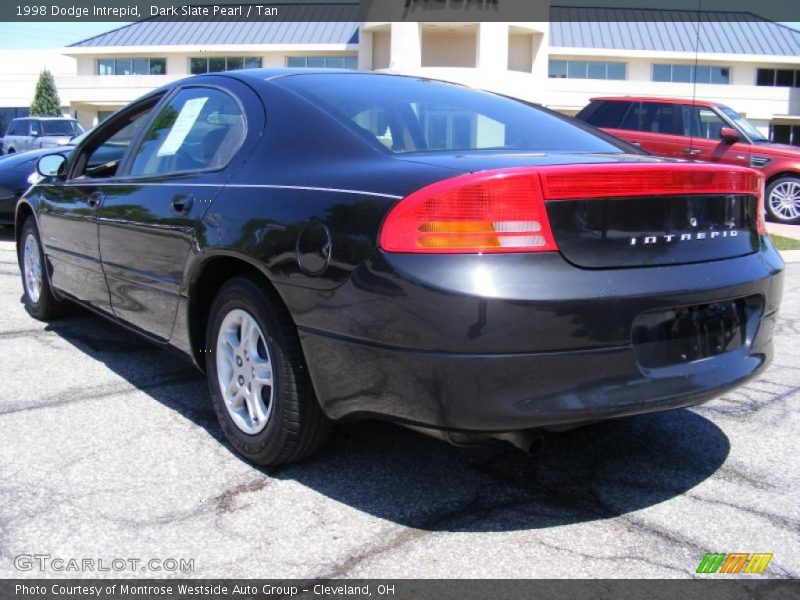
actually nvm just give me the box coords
[391,153,762,269]
[538,163,762,269]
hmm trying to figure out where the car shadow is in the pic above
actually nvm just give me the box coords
[41,309,730,533]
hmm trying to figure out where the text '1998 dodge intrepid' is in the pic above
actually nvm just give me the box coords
[16,70,784,465]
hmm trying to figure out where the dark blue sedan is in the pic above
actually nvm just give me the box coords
[16,70,783,465]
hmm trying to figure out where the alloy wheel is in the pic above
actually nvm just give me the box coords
[215,308,274,434]
[23,233,42,304]
[768,181,800,221]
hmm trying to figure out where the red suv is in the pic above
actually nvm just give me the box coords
[577,97,800,224]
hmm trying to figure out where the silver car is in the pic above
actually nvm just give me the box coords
[2,117,84,154]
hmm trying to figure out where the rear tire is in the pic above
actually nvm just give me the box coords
[766,176,800,224]
[205,276,331,466]
[18,216,66,320]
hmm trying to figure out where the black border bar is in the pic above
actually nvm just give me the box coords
[2,579,800,600]
[5,0,800,23]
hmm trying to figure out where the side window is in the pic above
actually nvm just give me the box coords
[622,103,680,135]
[352,107,394,150]
[74,102,158,180]
[619,102,644,131]
[129,87,245,177]
[643,103,681,135]
[682,106,726,140]
[581,101,632,128]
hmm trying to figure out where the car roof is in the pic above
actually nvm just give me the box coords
[589,96,721,108]
[11,116,77,121]
[222,67,445,85]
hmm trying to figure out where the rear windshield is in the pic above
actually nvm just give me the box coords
[280,74,624,155]
[41,120,83,136]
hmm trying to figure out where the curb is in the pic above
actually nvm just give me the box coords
[779,250,800,263]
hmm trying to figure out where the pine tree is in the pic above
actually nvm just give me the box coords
[29,70,62,116]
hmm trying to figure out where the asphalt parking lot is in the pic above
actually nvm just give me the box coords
[0,226,798,579]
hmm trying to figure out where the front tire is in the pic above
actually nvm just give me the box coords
[766,176,800,224]
[205,276,331,466]
[18,216,66,320]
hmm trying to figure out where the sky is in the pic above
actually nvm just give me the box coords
[0,22,132,49]
[0,20,799,49]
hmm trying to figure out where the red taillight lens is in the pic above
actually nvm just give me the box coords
[540,163,762,200]
[379,170,557,254]
[756,174,767,235]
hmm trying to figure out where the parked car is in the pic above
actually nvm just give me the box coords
[576,97,800,224]
[16,71,783,466]
[0,131,91,226]
[2,117,84,155]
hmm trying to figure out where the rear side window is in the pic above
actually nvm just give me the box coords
[578,101,632,128]
[618,102,682,135]
[281,74,623,155]
[129,87,245,176]
[682,106,726,140]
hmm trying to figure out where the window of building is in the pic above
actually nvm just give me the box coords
[771,124,800,146]
[97,58,166,76]
[652,64,730,84]
[189,56,262,75]
[756,68,800,87]
[286,56,358,69]
[548,60,626,80]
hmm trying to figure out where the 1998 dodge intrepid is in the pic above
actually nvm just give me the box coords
[15,70,784,465]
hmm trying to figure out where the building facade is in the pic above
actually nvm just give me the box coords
[3,6,800,145]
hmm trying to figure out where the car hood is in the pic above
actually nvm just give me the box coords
[751,141,800,159]
[0,146,74,170]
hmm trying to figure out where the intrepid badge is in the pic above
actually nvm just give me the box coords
[630,230,740,245]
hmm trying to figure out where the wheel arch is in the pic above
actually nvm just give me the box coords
[14,199,36,247]
[765,171,800,188]
[184,252,296,370]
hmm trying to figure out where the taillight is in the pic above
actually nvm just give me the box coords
[756,174,767,235]
[379,169,556,254]
[539,163,762,200]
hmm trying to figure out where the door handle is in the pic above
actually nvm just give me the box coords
[171,193,195,216]
[87,191,104,208]
[630,141,642,147]
[684,148,702,157]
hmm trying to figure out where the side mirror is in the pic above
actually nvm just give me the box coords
[37,154,67,179]
[720,127,740,143]
[30,131,40,138]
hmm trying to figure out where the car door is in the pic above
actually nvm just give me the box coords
[617,101,688,159]
[8,119,28,152]
[25,120,41,151]
[38,96,163,312]
[683,105,750,167]
[97,82,251,340]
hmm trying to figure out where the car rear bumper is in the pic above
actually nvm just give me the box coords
[287,237,784,432]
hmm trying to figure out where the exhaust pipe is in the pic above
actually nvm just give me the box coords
[490,430,545,456]
[404,424,546,457]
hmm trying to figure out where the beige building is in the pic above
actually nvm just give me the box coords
[3,7,800,145]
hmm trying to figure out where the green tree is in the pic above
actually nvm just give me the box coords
[29,70,62,116]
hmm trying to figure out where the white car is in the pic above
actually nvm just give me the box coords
[2,117,84,154]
